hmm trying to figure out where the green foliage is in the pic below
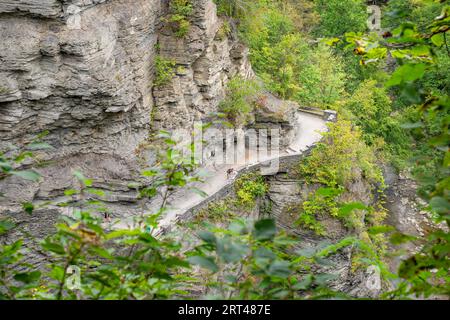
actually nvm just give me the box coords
[154,56,177,87]
[239,5,346,107]
[421,50,450,96]
[219,76,261,126]
[168,0,193,37]
[299,120,385,189]
[195,200,234,223]
[294,119,387,255]
[250,31,306,99]
[0,140,51,256]
[140,130,203,206]
[0,200,190,300]
[214,0,253,18]
[234,173,268,208]
[313,0,367,37]
[293,185,387,247]
[294,187,342,236]
[2,0,449,301]
[0,134,53,183]
[0,86,9,95]
[216,20,231,40]
[0,135,201,300]
[342,80,392,143]
[383,0,444,32]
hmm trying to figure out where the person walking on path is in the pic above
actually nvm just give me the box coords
[227,168,236,180]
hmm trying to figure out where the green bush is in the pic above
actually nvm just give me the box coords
[294,187,342,236]
[382,0,444,32]
[215,20,231,40]
[340,80,412,165]
[313,0,367,37]
[214,0,254,18]
[154,56,176,87]
[299,119,384,190]
[219,76,261,126]
[240,6,345,108]
[168,0,193,37]
[234,173,268,208]
[195,200,234,223]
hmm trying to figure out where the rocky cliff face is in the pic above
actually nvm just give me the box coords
[0,0,254,213]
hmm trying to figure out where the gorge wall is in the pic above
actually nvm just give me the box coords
[0,1,385,297]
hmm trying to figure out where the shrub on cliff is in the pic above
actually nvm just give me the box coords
[219,76,261,126]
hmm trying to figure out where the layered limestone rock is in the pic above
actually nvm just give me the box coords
[152,0,254,131]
